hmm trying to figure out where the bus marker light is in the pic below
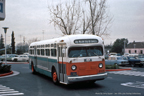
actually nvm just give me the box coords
[69,60,72,63]
[60,40,64,42]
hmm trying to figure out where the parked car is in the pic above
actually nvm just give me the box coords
[126,56,141,67]
[23,53,29,56]
[0,54,9,61]
[123,53,129,56]
[11,55,29,62]
[137,55,144,67]
[109,52,117,56]
[105,56,129,66]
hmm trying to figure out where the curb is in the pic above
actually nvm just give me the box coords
[0,71,13,77]
[106,68,132,72]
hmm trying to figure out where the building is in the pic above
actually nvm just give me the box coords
[125,41,144,54]
[0,0,5,20]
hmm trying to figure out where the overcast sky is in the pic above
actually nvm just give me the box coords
[0,0,144,45]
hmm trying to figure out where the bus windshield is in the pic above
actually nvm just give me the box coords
[68,46,103,58]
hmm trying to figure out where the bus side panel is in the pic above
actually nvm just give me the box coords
[48,58,59,80]
[35,56,59,79]
[36,67,52,77]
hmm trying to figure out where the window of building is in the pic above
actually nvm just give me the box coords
[140,50,143,54]
[135,50,137,53]
[129,50,131,54]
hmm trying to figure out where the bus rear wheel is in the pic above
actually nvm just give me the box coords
[31,64,36,74]
[52,69,58,84]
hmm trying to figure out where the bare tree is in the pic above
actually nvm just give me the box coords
[49,0,82,35]
[85,0,112,36]
[16,43,29,54]
[49,0,112,36]
[27,38,40,46]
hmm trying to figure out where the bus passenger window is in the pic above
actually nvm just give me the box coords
[51,49,57,57]
[51,44,53,47]
[41,49,44,55]
[37,49,40,55]
[46,49,50,56]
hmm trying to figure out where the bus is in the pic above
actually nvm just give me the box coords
[29,34,107,84]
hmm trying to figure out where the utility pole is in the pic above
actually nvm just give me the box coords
[42,30,44,40]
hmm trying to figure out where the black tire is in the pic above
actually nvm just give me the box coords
[52,68,59,84]
[14,59,17,62]
[139,64,143,67]
[88,80,96,84]
[31,64,36,74]
[131,62,135,67]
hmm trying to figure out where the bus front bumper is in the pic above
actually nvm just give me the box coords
[67,72,107,84]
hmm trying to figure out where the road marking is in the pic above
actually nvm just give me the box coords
[0,71,19,78]
[108,70,144,77]
[121,81,144,89]
[0,85,24,96]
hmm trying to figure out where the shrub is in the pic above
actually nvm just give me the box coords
[106,64,119,69]
[0,61,11,74]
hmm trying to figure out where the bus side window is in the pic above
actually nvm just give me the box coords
[46,49,50,56]
[41,49,44,55]
[37,49,40,55]
[51,49,57,57]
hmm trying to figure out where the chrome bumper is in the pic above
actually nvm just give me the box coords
[67,73,107,84]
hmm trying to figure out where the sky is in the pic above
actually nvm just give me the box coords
[0,0,144,45]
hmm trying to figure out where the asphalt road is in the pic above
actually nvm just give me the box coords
[0,64,144,96]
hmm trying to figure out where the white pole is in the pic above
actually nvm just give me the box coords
[124,40,125,54]
[3,27,9,65]
[5,33,7,65]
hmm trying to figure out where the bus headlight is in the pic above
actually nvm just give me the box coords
[71,65,77,71]
[99,63,103,68]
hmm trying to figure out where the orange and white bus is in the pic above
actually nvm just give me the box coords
[29,34,107,84]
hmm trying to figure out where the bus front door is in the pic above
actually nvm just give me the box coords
[58,44,67,84]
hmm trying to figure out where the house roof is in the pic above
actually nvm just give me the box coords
[126,42,144,48]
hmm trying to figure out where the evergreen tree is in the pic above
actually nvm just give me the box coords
[0,34,4,49]
[11,31,15,54]
[111,38,128,54]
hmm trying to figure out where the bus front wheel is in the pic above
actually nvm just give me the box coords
[52,68,58,84]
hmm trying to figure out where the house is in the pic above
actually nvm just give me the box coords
[125,41,144,54]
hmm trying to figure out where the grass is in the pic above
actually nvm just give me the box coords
[106,64,119,69]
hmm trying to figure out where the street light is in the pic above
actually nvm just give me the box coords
[2,27,9,65]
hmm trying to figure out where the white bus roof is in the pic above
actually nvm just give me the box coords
[30,34,103,47]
